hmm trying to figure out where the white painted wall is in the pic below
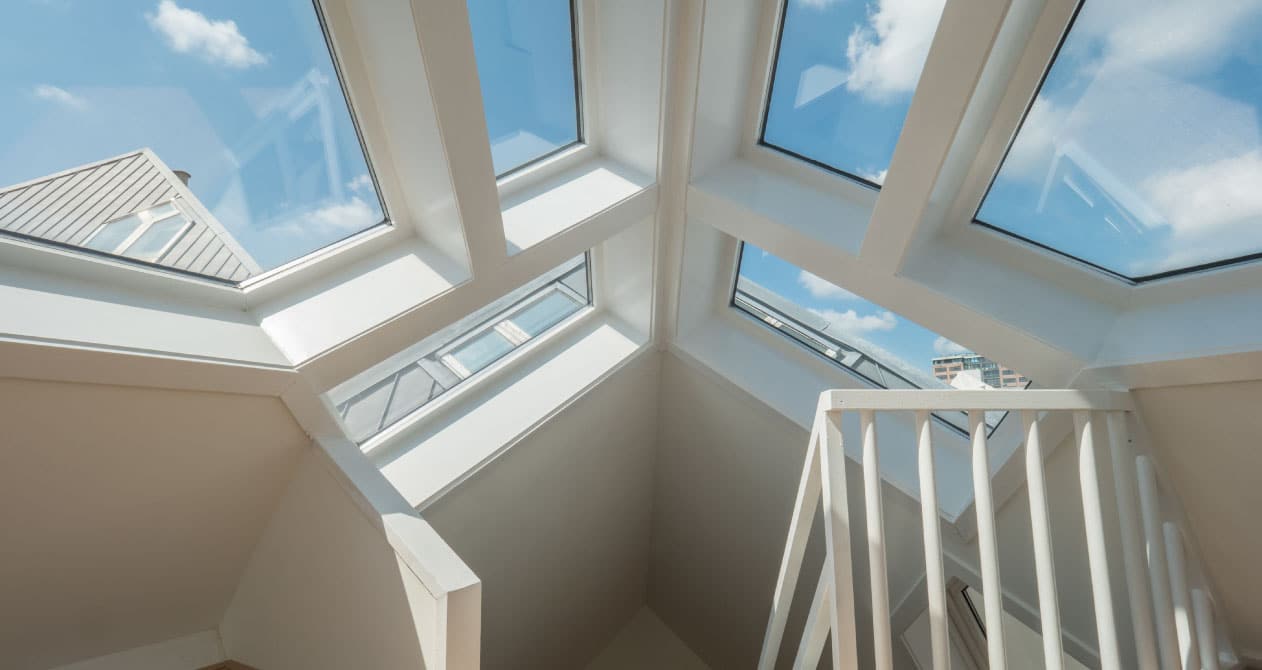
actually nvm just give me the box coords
[49,631,224,670]
[584,607,710,670]
[423,352,661,669]
[1134,381,1262,662]
[220,448,444,669]
[0,377,307,670]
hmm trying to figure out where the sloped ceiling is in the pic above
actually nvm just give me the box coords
[0,377,308,670]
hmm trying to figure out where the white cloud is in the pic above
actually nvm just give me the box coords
[303,197,378,234]
[844,0,947,101]
[32,84,85,109]
[346,173,373,193]
[147,0,266,69]
[797,270,857,301]
[999,98,1067,182]
[1095,1,1262,74]
[797,0,840,7]
[811,307,897,336]
[932,336,969,357]
[1139,150,1262,269]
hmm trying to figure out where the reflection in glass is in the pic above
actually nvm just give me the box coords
[977,1,1262,280]
[735,243,1027,434]
[328,255,589,443]
[0,1,384,280]
[468,0,581,175]
[762,0,946,185]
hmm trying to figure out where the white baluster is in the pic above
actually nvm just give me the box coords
[1023,411,1063,670]
[1074,411,1122,670]
[1136,456,1182,670]
[1164,522,1200,670]
[758,419,824,670]
[1106,412,1160,670]
[916,411,950,670]
[794,568,832,670]
[1192,589,1220,670]
[821,410,859,669]
[970,410,1006,670]
[862,410,893,670]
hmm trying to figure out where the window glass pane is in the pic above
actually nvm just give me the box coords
[450,330,515,375]
[736,243,1028,434]
[382,365,444,428]
[509,291,581,337]
[328,255,590,443]
[976,1,1262,280]
[124,214,188,261]
[468,0,580,175]
[84,215,143,252]
[761,0,947,185]
[0,1,385,281]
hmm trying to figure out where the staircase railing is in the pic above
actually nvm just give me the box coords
[758,389,1231,670]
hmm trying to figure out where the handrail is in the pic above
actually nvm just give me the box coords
[759,389,1229,670]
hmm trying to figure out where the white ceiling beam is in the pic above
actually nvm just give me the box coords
[407,0,508,279]
[858,0,1013,271]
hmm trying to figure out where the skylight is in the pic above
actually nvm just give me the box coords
[0,1,384,282]
[975,1,1262,281]
[468,0,581,177]
[760,0,947,186]
[735,244,1027,434]
[328,255,590,443]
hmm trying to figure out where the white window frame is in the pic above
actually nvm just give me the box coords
[82,200,192,261]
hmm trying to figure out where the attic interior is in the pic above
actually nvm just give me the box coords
[2,0,1261,669]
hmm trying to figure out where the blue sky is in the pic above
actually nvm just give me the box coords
[468,0,579,176]
[766,0,1262,279]
[978,0,1262,278]
[0,0,383,271]
[738,243,978,383]
[763,0,946,184]
[1,0,579,272]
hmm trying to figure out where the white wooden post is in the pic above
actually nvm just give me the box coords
[1023,410,1064,670]
[970,410,1006,670]
[1074,411,1122,670]
[1192,589,1220,670]
[757,419,824,670]
[821,409,859,669]
[1106,412,1160,670]
[916,410,950,670]
[1164,522,1201,670]
[1136,456,1182,670]
[861,410,893,670]
[794,568,832,670]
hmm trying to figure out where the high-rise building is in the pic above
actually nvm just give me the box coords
[932,353,1027,389]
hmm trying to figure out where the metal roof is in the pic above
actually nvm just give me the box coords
[0,149,262,282]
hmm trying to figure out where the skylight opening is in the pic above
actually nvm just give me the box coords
[0,1,386,283]
[328,255,591,444]
[759,0,947,188]
[468,0,583,177]
[734,243,1029,435]
[974,0,1262,282]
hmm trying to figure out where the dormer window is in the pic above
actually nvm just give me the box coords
[83,201,191,263]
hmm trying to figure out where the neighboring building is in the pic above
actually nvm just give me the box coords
[0,149,261,282]
[932,352,1027,389]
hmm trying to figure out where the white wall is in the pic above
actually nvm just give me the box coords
[423,352,661,669]
[49,631,224,670]
[219,448,444,669]
[585,607,710,670]
[1134,381,1262,661]
[0,377,307,670]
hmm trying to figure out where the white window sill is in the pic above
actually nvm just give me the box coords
[502,157,655,255]
[368,313,650,509]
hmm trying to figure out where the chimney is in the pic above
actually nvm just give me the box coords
[173,170,191,186]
